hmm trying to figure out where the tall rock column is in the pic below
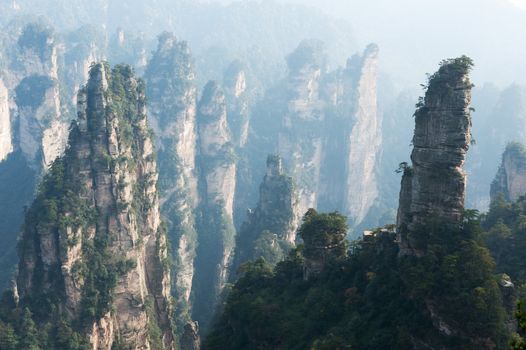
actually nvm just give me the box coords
[396,56,473,255]
[193,81,237,331]
[490,142,526,203]
[278,40,326,221]
[342,44,380,225]
[11,23,68,169]
[16,63,175,349]
[234,155,299,268]
[224,61,249,148]
[0,80,12,161]
[145,32,199,332]
[0,22,68,292]
[275,41,381,232]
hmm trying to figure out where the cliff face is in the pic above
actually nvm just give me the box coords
[276,41,380,231]
[234,155,299,268]
[0,22,72,292]
[10,23,68,169]
[0,80,12,161]
[145,32,199,332]
[466,84,526,211]
[16,63,175,349]
[193,81,237,331]
[490,142,526,203]
[62,26,103,106]
[181,321,201,350]
[224,61,249,148]
[278,41,325,218]
[342,44,381,224]
[397,57,473,255]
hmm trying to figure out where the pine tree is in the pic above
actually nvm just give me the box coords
[19,308,40,350]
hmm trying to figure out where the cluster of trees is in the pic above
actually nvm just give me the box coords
[0,294,88,350]
[205,206,515,349]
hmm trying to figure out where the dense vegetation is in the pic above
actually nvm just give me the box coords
[206,208,509,349]
[0,152,36,292]
[0,64,166,349]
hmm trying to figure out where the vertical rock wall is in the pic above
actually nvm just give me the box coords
[277,42,380,231]
[490,142,526,203]
[0,80,12,161]
[396,57,473,255]
[16,63,175,349]
[145,32,199,331]
[234,155,299,268]
[343,44,381,225]
[193,81,237,331]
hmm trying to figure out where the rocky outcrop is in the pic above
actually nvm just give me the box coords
[9,23,68,169]
[342,44,381,224]
[0,80,12,161]
[224,61,249,148]
[193,81,237,331]
[63,26,103,106]
[490,142,526,203]
[16,63,175,349]
[181,321,201,350]
[0,22,107,292]
[396,56,473,254]
[15,75,67,168]
[145,32,199,331]
[234,155,299,268]
[278,40,325,219]
[277,41,380,231]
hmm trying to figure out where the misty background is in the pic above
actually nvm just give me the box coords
[0,0,524,217]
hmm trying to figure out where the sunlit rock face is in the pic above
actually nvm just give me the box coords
[144,32,200,331]
[224,60,249,148]
[277,41,380,230]
[10,23,66,169]
[0,80,12,161]
[396,57,473,255]
[193,80,237,331]
[0,22,106,291]
[16,63,175,349]
[491,142,526,203]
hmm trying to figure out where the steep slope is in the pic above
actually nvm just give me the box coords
[205,57,508,350]
[10,63,175,349]
[9,22,67,169]
[396,57,507,349]
[0,80,12,161]
[193,80,237,331]
[275,41,380,230]
[0,22,69,291]
[397,56,473,256]
[466,84,526,210]
[491,142,526,203]
[144,32,199,332]
[234,155,299,268]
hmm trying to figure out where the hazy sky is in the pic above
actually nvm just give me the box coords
[201,0,526,87]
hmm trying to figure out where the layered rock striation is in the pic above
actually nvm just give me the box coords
[16,63,175,349]
[396,56,473,255]
[490,142,526,203]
